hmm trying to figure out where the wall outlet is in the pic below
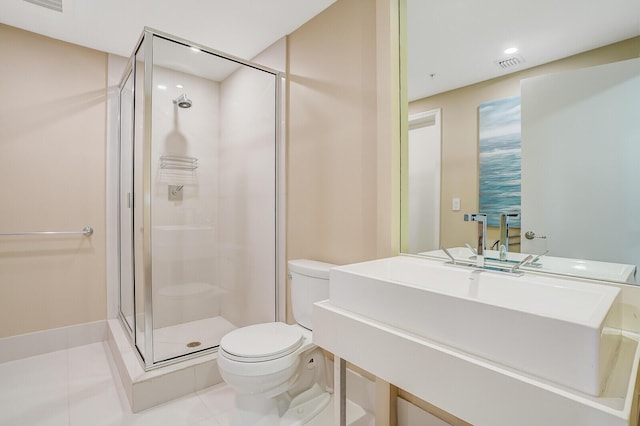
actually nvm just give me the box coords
[452,197,461,211]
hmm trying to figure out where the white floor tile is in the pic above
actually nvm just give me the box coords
[0,341,373,426]
[190,415,223,426]
[118,394,217,426]
[0,350,69,426]
[69,381,129,426]
[196,382,235,415]
[305,397,375,426]
[68,342,114,380]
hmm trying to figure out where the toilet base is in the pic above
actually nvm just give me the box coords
[280,384,330,425]
[230,383,330,426]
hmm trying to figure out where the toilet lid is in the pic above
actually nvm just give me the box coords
[220,322,304,362]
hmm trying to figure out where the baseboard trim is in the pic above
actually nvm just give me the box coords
[0,320,108,364]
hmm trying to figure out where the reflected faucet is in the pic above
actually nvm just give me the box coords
[464,243,477,256]
[442,247,457,265]
[464,213,487,262]
[499,212,520,252]
[527,250,549,267]
[511,254,534,273]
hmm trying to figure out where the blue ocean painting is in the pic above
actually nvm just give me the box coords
[478,96,521,227]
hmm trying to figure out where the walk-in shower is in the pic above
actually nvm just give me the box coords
[117,28,281,369]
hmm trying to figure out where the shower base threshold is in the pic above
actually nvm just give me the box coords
[146,316,237,362]
[107,318,226,413]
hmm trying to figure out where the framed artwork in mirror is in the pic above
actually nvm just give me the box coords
[478,95,521,227]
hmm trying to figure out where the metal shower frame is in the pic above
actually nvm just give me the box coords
[117,27,284,371]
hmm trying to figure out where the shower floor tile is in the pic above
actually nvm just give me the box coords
[152,316,237,362]
[0,341,374,426]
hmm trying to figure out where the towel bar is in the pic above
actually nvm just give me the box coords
[0,226,93,237]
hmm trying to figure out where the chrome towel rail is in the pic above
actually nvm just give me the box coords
[0,226,93,237]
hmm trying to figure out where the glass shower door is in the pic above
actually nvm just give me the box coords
[118,28,280,369]
[118,69,135,334]
[148,34,279,364]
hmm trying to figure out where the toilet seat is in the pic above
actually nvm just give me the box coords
[220,322,304,363]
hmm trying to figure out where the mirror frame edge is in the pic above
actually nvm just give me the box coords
[398,0,409,254]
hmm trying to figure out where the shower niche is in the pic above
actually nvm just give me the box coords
[118,29,280,369]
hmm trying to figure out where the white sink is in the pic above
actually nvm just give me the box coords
[329,255,622,396]
[421,247,637,283]
[521,254,637,284]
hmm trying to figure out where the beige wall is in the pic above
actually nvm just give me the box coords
[408,37,640,249]
[287,4,400,419]
[287,0,396,264]
[0,24,107,338]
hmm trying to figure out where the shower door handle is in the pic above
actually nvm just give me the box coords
[128,192,133,209]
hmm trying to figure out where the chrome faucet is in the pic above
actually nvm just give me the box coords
[464,213,487,261]
[499,212,520,252]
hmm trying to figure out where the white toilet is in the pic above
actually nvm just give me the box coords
[217,259,335,426]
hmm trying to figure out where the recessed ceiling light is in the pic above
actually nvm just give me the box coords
[504,47,518,55]
[176,84,184,89]
[157,84,167,90]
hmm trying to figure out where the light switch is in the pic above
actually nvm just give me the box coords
[452,197,461,211]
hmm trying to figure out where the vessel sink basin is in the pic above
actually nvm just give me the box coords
[329,255,622,396]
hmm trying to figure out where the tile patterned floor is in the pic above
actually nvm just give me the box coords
[0,342,235,426]
[0,342,374,426]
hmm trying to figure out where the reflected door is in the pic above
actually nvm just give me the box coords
[407,110,441,253]
[521,58,640,267]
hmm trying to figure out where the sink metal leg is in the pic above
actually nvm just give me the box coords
[334,356,346,426]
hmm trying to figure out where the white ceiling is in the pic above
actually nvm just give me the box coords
[408,0,640,100]
[1,0,638,101]
[0,0,336,60]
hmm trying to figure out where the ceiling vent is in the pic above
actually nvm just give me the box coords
[23,0,63,12]
[495,55,525,70]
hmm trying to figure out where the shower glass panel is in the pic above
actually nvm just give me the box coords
[118,68,135,334]
[118,29,280,369]
[133,39,148,361]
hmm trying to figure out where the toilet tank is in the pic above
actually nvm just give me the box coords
[288,259,335,330]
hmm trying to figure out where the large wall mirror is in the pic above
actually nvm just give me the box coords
[400,0,640,284]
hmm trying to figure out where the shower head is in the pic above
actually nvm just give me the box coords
[173,93,192,109]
